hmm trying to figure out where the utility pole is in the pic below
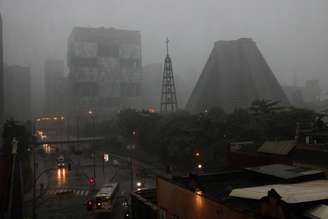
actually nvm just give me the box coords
[88,110,96,181]
[92,118,96,180]
[32,140,37,219]
[76,115,80,171]
[7,138,18,219]
[102,155,105,176]
[129,157,133,192]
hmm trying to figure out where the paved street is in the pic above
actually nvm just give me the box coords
[23,142,149,219]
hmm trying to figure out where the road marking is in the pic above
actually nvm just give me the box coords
[46,188,89,197]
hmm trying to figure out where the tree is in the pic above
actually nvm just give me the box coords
[2,119,33,193]
[250,99,284,115]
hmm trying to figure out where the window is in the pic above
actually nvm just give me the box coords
[98,44,119,57]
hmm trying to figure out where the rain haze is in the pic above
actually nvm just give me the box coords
[3,1,328,219]
[1,0,328,114]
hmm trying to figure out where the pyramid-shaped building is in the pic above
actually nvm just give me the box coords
[186,38,289,113]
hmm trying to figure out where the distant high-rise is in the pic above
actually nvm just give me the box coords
[4,65,31,121]
[0,13,4,121]
[186,38,289,113]
[160,38,178,112]
[67,27,142,115]
[44,59,66,114]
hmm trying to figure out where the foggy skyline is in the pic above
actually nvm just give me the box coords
[1,0,327,114]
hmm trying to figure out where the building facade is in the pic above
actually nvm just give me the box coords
[155,165,328,219]
[0,13,4,121]
[67,27,142,115]
[44,59,67,115]
[186,38,289,113]
[157,177,254,219]
[4,64,31,121]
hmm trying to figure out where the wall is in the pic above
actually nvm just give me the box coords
[131,191,158,219]
[156,177,254,219]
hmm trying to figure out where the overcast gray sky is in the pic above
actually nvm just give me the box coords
[1,0,327,113]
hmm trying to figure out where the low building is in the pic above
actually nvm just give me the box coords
[131,189,158,219]
[225,122,328,171]
[225,140,328,171]
[156,164,328,219]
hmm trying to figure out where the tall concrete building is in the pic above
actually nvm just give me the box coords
[303,80,321,103]
[67,27,142,115]
[44,59,67,114]
[186,38,289,113]
[4,64,31,121]
[0,13,4,121]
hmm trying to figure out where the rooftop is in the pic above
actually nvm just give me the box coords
[229,140,328,169]
[168,164,327,218]
[70,26,141,44]
[245,164,324,181]
[257,140,296,155]
[230,180,328,204]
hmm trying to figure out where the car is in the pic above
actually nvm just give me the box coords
[121,198,129,208]
[57,155,65,169]
[124,211,130,219]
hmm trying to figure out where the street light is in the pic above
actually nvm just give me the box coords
[195,152,200,157]
[7,139,18,219]
[88,110,96,180]
[197,164,203,169]
[136,181,142,187]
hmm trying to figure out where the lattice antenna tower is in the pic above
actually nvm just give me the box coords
[160,38,178,112]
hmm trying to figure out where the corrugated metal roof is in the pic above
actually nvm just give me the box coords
[306,204,328,219]
[229,180,328,204]
[257,140,296,155]
[245,164,323,180]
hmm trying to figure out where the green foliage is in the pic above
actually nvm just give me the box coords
[250,99,284,115]
[99,103,318,170]
[2,119,31,157]
[2,119,33,192]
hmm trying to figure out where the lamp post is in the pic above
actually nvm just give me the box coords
[88,110,96,180]
[7,138,18,219]
[32,139,37,219]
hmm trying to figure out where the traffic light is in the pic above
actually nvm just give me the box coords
[86,200,93,211]
[88,177,95,185]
